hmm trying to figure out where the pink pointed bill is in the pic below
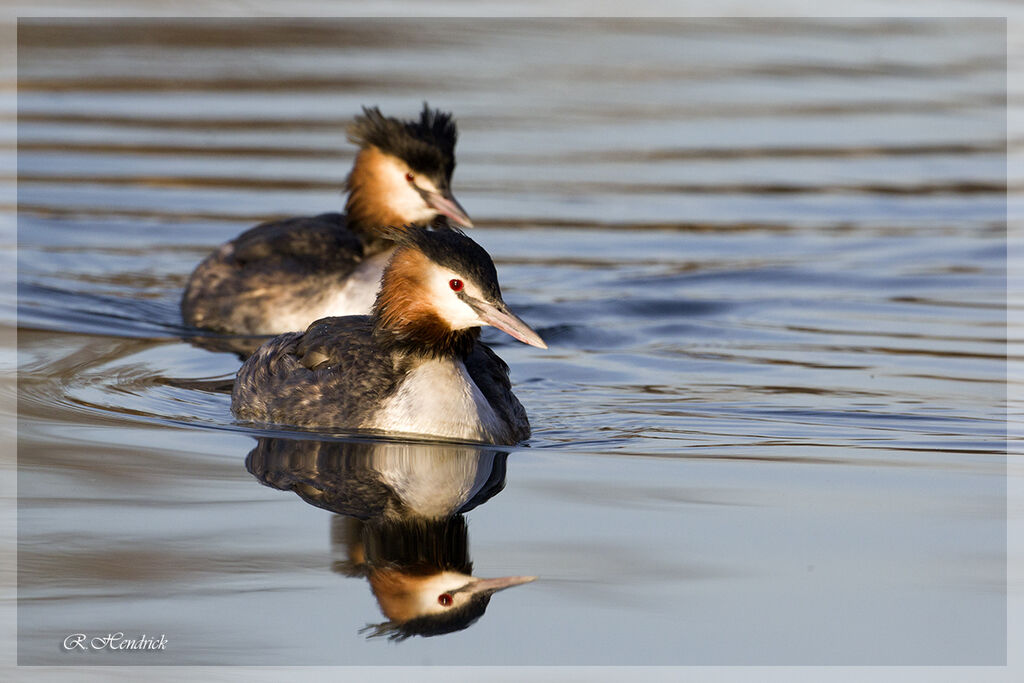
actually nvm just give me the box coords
[475,302,547,349]
[471,575,538,594]
[427,190,474,228]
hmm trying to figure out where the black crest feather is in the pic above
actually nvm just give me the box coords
[347,103,457,180]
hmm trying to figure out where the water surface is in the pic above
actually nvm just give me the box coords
[15,18,1007,665]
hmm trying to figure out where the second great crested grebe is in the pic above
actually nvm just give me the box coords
[182,104,473,336]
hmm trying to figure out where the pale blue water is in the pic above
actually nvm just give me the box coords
[15,18,1006,665]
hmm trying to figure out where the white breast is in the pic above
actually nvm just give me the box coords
[369,444,498,518]
[362,358,508,444]
[321,248,395,316]
[267,248,394,333]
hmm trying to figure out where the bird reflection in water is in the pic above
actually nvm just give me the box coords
[245,436,536,640]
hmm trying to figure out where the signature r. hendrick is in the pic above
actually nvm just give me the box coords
[63,632,168,651]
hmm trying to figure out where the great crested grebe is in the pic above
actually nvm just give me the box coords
[182,104,472,336]
[246,438,534,640]
[231,225,545,445]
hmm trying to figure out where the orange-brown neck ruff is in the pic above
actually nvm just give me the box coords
[368,569,419,622]
[372,248,479,359]
[345,147,417,247]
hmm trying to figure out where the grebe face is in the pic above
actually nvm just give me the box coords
[413,572,477,617]
[364,150,473,227]
[423,261,493,330]
[371,570,535,623]
[402,165,473,228]
[422,261,547,349]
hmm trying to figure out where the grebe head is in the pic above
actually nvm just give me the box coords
[346,103,473,230]
[363,569,536,640]
[373,226,546,357]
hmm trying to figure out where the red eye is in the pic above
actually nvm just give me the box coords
[438,593,453,606]
[449,279,464,292]
[405,172,415,182]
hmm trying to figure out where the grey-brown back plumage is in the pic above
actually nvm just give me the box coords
[232,316,403,428]
[181,213,365,334]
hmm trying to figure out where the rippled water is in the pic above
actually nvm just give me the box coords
[15,18,1007,665]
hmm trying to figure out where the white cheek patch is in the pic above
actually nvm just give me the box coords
[424,268,485,330]
[377,157,438,224]
[413,572,473,615]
